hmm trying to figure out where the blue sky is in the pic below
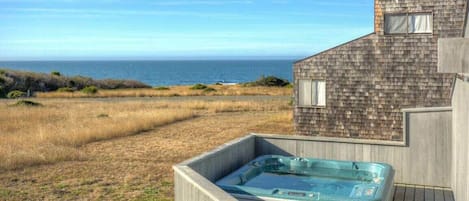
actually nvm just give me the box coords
[0,0,374,60]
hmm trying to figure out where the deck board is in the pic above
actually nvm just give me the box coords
[392,185,452,201]
[414,187,425,201]
[425,187,435,201]
[404,186,415,201]
[434,189,444,201]
[443,190,454,201]
[394,186,406,201]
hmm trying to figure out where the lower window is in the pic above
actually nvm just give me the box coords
[298,80,326,107]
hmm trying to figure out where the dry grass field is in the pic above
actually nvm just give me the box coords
[35,85,292,98]
[0,96,293,201]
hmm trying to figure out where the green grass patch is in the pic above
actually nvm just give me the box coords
[7,90,26,99]
[203,87,216,92]
[160,181,172,187]
[51,71,61,76]
[243,75,290,87]
[288,97,294,106]
[55,183,69,189]
[81,86,98,94]
[12,100,42,107]
[143,187,159,196]
[39,186,49,191]
[0,189,12,197]
[135,187,164,201]
[168,93,180,97]
[154,86,170,90]
[190,83,208,90]
[97,113,109,118]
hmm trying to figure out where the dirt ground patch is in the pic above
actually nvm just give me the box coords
[0,109,293,200]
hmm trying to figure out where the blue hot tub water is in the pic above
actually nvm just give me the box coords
[216,155,394,201]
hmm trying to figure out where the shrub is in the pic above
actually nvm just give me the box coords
[203,87,216,92]
[215,82,223,85]
[97,113,109,118]
[0,70,5,75]
[51,71,61,76]
[7,90,26,99]
[154,86,170,90]
[81,86,98,94]
[288,97,294,106]
[0,86,5,98]
[0,76,5,84]
[190,83,208,90]
[57,87,75,92]
[284,83,293,88]
[244,75,290,87]
[68,80,76,87]
[12,100,42,107]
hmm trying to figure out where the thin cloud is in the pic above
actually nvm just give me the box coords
[152,0,253,6]
[1,7,251,19]
[312,0,371,7]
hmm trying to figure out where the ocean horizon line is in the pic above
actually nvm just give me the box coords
[0,60,293,86]
[0,56,305,62]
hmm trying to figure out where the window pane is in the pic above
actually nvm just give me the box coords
[464,9,469,38]
[385,14,407,34]
[311,81,318,106]
[317,81,326,106]
[299,80,312,106]
[408,13,432,33]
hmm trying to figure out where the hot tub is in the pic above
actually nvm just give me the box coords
[216,155,394,201]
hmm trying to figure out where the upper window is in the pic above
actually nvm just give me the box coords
[384,13,433,34]
[298,80,326,107]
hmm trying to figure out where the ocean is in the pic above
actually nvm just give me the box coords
[0,60,294,86]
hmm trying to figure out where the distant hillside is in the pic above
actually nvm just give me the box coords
[0,69,151,96]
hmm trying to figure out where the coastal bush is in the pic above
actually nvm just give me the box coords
[168,93,180,97]
[284,83,293,88]
[288,97,294,106]
[203,87,216,92]
[68,80,76,87]
[98,79,151,89]
[190,83,208,90]
[0,86,5,98]
[97,113,109,118]
[7,90,26,99]
[57,87,75,92]
[0,70,5,75]
[154,86,170,90]
[81,86,98,94]
[12,100,42,107]
[243,75,290,87]
[0,70,150,95]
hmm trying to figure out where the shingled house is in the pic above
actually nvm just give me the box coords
[294,0,469,142]
[175,1,469,200]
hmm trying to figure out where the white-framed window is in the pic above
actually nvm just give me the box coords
[298,80,326,107]
[385,14,408,34]
[384,13,433,34]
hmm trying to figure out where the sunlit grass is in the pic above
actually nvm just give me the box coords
[0,99,290,170]
[35,85,292,98]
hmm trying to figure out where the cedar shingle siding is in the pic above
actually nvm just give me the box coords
[294,0,468,141]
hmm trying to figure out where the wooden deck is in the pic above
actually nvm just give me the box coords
[393,184,454,201]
